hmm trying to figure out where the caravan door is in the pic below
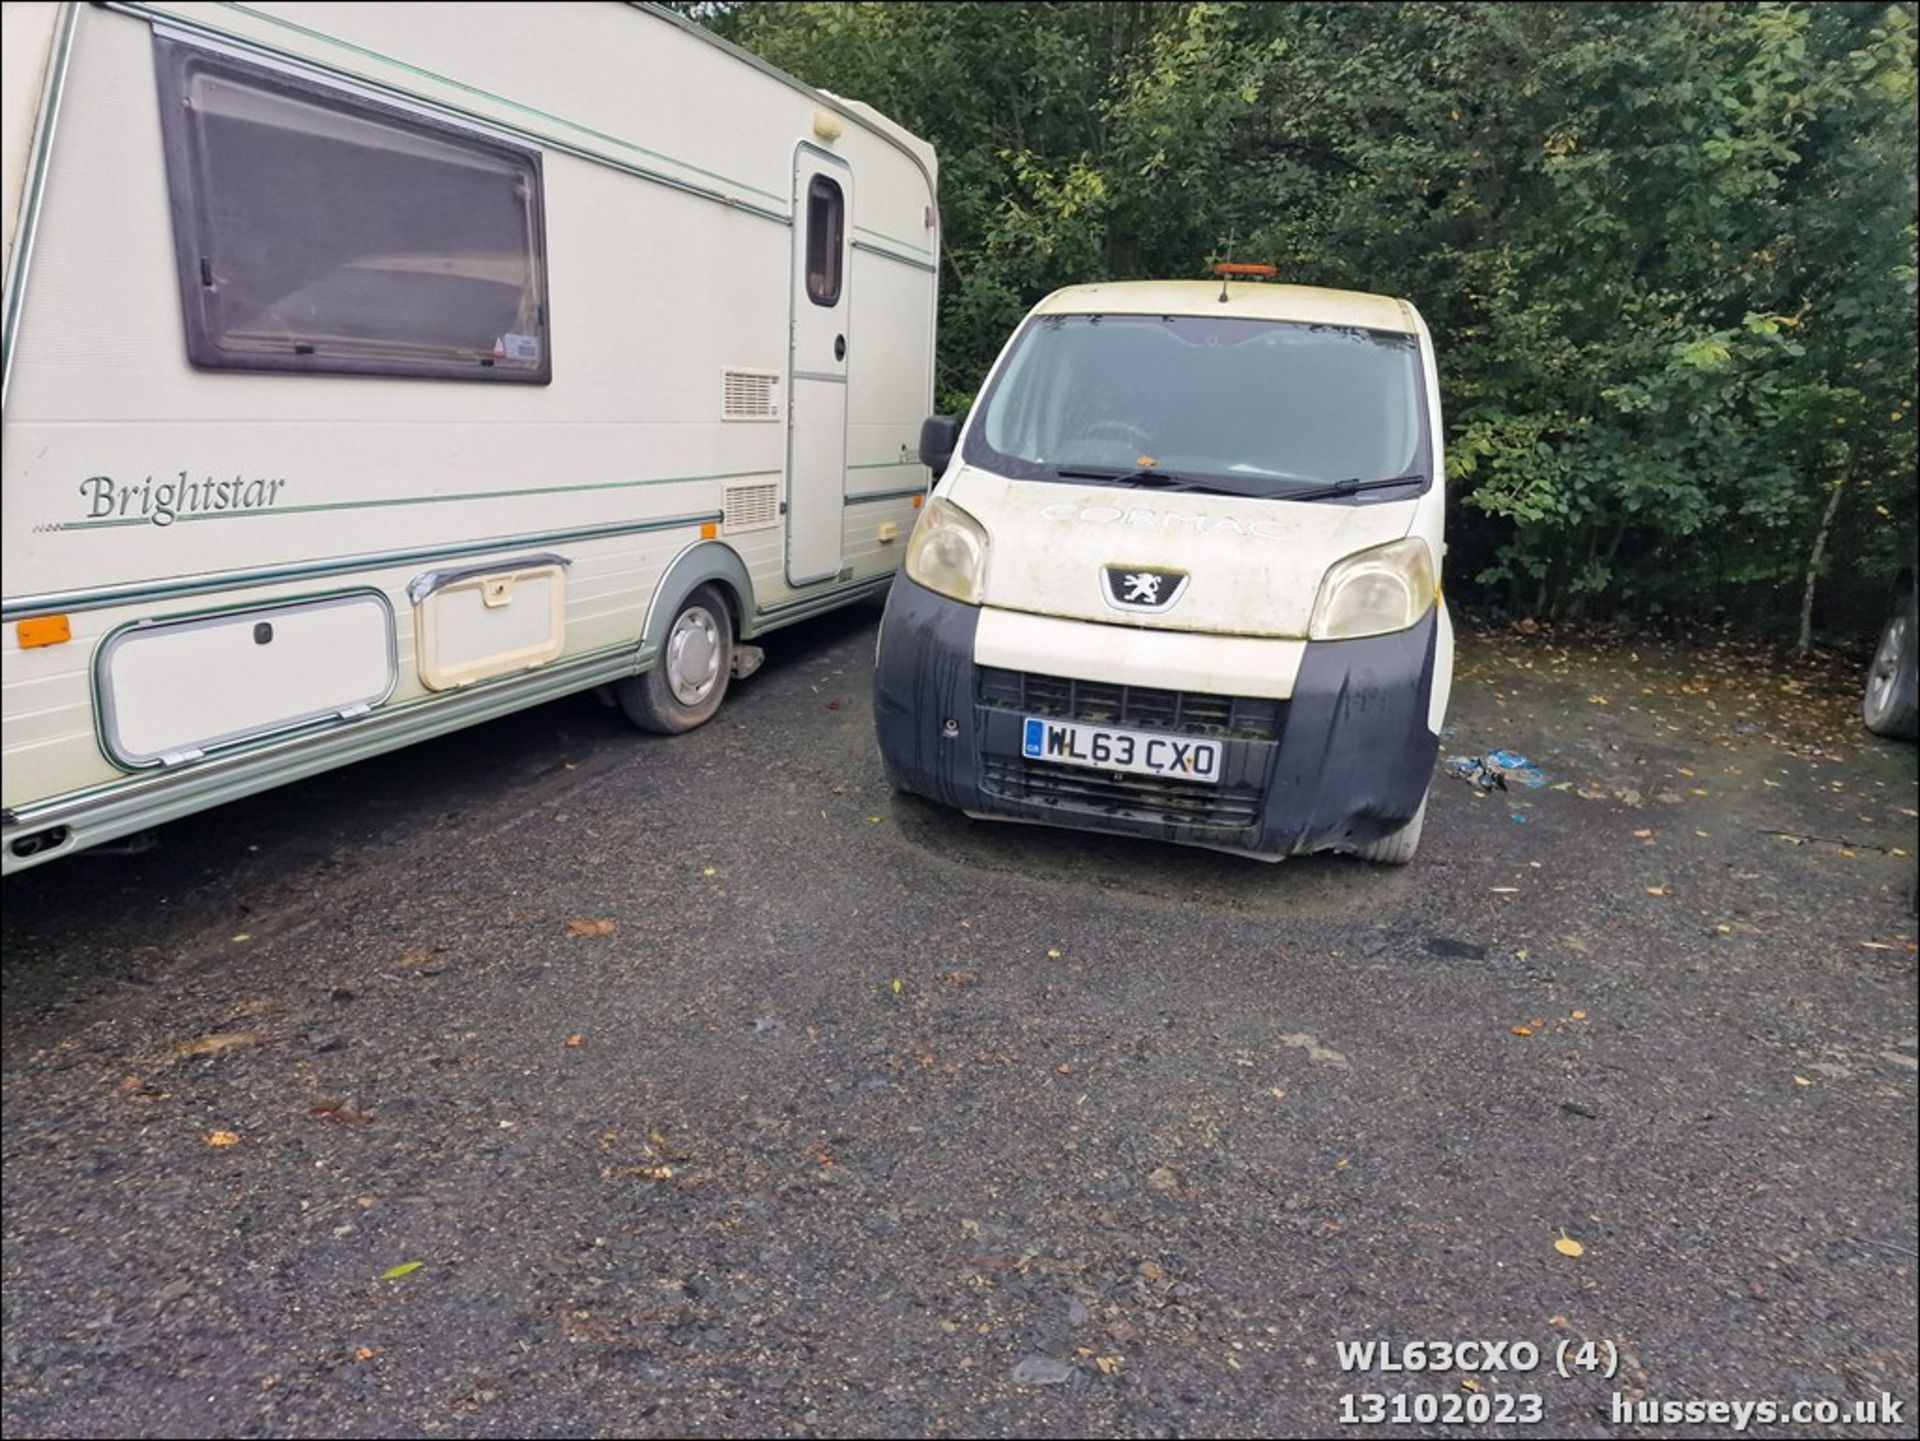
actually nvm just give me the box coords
[786,145,853,586]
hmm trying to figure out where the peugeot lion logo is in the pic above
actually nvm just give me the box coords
[1103,565,1189,613]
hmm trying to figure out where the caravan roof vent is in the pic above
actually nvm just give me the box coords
[723,368,781,421]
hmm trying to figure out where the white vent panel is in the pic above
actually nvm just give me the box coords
[722,368,781,421]
[723,482,780,534]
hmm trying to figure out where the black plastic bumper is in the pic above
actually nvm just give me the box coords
[872,576,1439,856]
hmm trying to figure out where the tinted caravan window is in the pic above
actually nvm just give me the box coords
[805,175,843,306]
[155,38,550,382]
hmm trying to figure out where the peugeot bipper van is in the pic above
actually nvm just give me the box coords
[873,276,1449,864]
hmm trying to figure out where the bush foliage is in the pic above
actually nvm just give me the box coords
[686,1,1917,637]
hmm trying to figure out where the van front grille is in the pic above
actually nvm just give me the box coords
[976,667,1283,741]
[979,755,1265,830]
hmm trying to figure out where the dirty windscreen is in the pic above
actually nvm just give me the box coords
[965,313,1428,497]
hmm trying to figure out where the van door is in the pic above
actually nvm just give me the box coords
[786,145,853,586]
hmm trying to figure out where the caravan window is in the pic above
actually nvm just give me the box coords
[804,175,844,306]
[154,39,550,383]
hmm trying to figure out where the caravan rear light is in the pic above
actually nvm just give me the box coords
[16,615,71,648]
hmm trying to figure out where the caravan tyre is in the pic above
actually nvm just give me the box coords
[619,586,733,734]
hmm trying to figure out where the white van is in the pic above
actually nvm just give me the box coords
[873,277,1449,864]
[1,1,938,874]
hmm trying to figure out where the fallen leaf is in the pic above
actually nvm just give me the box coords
[1056,1062,1072,1075]
[565,919,616,937]
[565,1034,585,1047]
[1510,1025,1534,1037]
[1645,885,1672,896]
[1046,947,1063,959]
[230,933,251,943]
[891,977,904,995]
[1633,828,1652,839]
[1554,1232,1585,1258]
[205,1130,240,1148]
[380,1261,424,1280]
[179,1032,260,1057]
[1793,1075,1812,1086]
[308,1103,373,1127]
[1570,1009,1588,1021]
[354,1347,375,1362]
[866,815,883,824]
[701,867,717,877]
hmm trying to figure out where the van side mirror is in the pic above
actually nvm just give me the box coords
[919,414,960,476]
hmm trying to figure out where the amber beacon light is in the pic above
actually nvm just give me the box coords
[1212,261,1278,301]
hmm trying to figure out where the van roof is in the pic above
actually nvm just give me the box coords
[1033,280,1418,334]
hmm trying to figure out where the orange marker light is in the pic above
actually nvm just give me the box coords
[700,522,718,540]
[17,614,71,648]
[912,494,925,509]
[1212,262,1278,277]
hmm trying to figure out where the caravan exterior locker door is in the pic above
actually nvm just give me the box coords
[785,145,853,586]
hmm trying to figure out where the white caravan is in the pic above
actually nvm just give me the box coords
[1,1,938,874]
[875,276,1450,864]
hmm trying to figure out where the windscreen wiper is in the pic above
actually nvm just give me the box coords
[1276,472,1426,503]
[1053,465,1243,496]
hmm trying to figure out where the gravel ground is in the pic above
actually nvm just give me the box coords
[3,604,1915,1439]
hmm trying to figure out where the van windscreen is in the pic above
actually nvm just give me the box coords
[966,314,1427,498]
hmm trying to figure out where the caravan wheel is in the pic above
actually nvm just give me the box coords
[619,586,733,734]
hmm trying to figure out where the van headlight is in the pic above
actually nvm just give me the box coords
[1309,537,1436,640]
[905,497,989,605]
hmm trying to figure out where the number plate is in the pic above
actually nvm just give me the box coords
[1021,716,1222,784]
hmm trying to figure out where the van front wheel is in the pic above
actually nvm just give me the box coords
[619,585,733,734]
[1353,792,1426,865]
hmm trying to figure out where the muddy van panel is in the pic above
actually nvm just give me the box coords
[875,279,1449,863]
[877,575,1440,855]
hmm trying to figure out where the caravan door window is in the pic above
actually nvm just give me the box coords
[154,38,550,383]
[804,176,844,306]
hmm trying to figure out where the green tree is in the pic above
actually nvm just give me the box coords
[689,1,1917,640]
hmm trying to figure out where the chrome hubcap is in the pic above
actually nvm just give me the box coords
[667,605,722,706]
[1867,616,1907,713]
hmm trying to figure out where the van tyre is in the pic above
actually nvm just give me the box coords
[1353,792,1426,865]
[619,585,733,734]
